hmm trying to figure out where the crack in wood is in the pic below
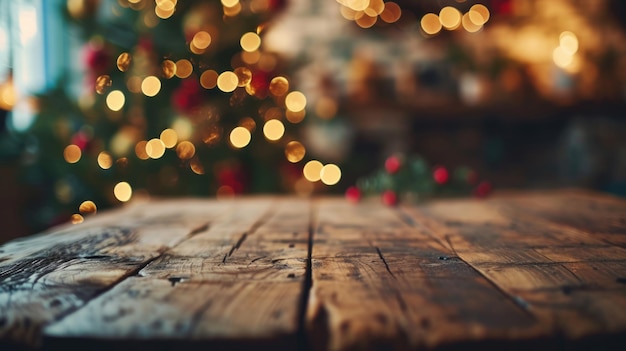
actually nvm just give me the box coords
[375,247,395,278]
[296,203,315,351]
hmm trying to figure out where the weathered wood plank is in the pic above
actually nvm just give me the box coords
[404,195,626,341]
[307,199,536,351]
[0,199,228,347]
[42,198,310,349]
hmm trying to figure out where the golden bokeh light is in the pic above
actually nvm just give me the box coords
[421,13,442,35]
[160,128,178,148]
[176,141,196,160]
[155,4,175,19]
[200,70,219,89]
[303,160,323,182]
[269,76,289,96]
[172,117,193,140]
[141,76,161,97]
[217,71,239,92]
[192,31,212,50]
[135,141,149,160]
[346,0,370,12]
[223,2,242,17]
[79,200,97,215]
[242,50,261,65]
[380,2,401,23]
[114,181,133,202]
[162,60,177,79]
[263,119,285,141]
[285,141,306,163]
[64,144,82,163]
[97,151,113,169]
[106,90,125,111]
[175,59,193,79]
[156,0,177,11]
[340,5,362,21]
[553,46,574,68]
[285,91,307,112]
[190,157,205,175]
[146,138,166,159]
[320,164,342,186]
[95,75,112,95]
[71,214,84,224]
[234,67,252,87]
[221,0,239,7]
[366,0,384,16]
[356,14,377,28]
[229,126,251,148]
[240,32,261,52]
[462,12,482,33]
[439,7,461,30]
[469,4,490,25]
[286,109,306,124]
[117,52,132,72]
[0,80,16,110]
[560,31,579,55]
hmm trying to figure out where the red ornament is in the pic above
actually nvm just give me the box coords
[433,166,449,185]
[382,190,398,206]
[345,186,361,203]
[83,43,110,74]
[474,181,492,198]
[172,78,203,113]
[249,69,270,99]
[71,131,91,151]
[384,156,401,174]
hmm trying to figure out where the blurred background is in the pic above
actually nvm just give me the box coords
[1,0,625,241]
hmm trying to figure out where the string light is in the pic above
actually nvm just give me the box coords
[421,14,441,35]
[146,138,166,159]
[64,144,82,163]
[114,182,133,202]
[217,71,238,92]
[303,160,323,182]
[175,59,193,79]
[285,91,307,112]
[106,90,125,111]
[117,52,131,72]
[240,32,261,52]
[79,200,97,215]
[263,119,285,141]
[160,129,178,148]
[285,141,306,163]
[230,127,251,148]
[141,76,161,97]
[320,164,342,186]
[97,151,113,169]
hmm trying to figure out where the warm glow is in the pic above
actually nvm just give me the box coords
[135,141,149,160]
[141,76,161,97]
[439,7,461,30]
[462,12,482,33]
[553,46,574,68]
[114,182,133,202]
[269,76,289,96]
[162,60,176,79]
[241,50,261,64]
[221,0,239,7]
[176,141,196,160]
[172,117,193,140]
[285,141,306,163]
[156,0,177,11]
[95,75,112,95]
[97,151,113,169]
[320,164,341,186]
[155,5,175,19]
[106,90,125,111]
[346,0,370,12]
[200,70,219,89]
[469,4,490,25]
[64,144,82,163]
[240,32,261,52]
[217,71,239,92]
[263,119,285,141]
[223,2,242,17]
[71,214,84,224]
[79,200,97,215]
[285,91,307,112]
[146,138,166,159]
[190,158,205,175]
[286,109,306,124]
[356,14,377,29]
[303,160,323,182]
[560,31,579,55]
[380,2,401,23]
[160,129,178,148]
[315,96,338,119]
[230,127,251,148]
[175,59,193,79]
[421,13,442,35]
[192,31,212,50]
[234,67,252,87]
[117,52,132,72]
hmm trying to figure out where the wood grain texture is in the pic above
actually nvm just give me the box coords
[42,198,310,350]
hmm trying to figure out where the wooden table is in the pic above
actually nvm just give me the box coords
[1,190,626,350]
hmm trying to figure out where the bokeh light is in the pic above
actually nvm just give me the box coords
[135,141,149,160]
[160,128,178,148]
[303,160,323,182]
[79,200,97,215]
[176,141,196,160]
[200,70,219,89]
[469,4,490,25]
[217,71,238,92]
[106,90,125,111]
[117,52,131,72]
[285,141,306,163]
[560,31,579,55]
[234,67,252,87]
[421,13,442,35]
[146,138,166,159]
[175,59,193,79]
[240,32,261,52]
[230,126,251,148]
[320,164,342,185]
[64,144,82,163]
[95,75,112,95]
[285,91,307,112]
[97,151,113,169]
[439,7,462,30]
[70,214,84,224]
[286,109,306,124]
[192,31,212,50]
[462,12,482,33]
[141,76,161,97]
[114,181,133,202]
[162,60,176,79]
[263,119,285,141]
[380,2,401,24]
[269,76,289,96]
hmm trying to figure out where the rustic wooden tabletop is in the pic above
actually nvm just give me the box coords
[1,190,626,350]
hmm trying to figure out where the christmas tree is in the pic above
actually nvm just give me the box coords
[19,0,325,231]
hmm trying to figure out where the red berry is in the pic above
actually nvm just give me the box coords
[345,186,361,203]
[382,190,398,206]
[385,156,401,174]
[433,166,449,185]
[474,181,492,198]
